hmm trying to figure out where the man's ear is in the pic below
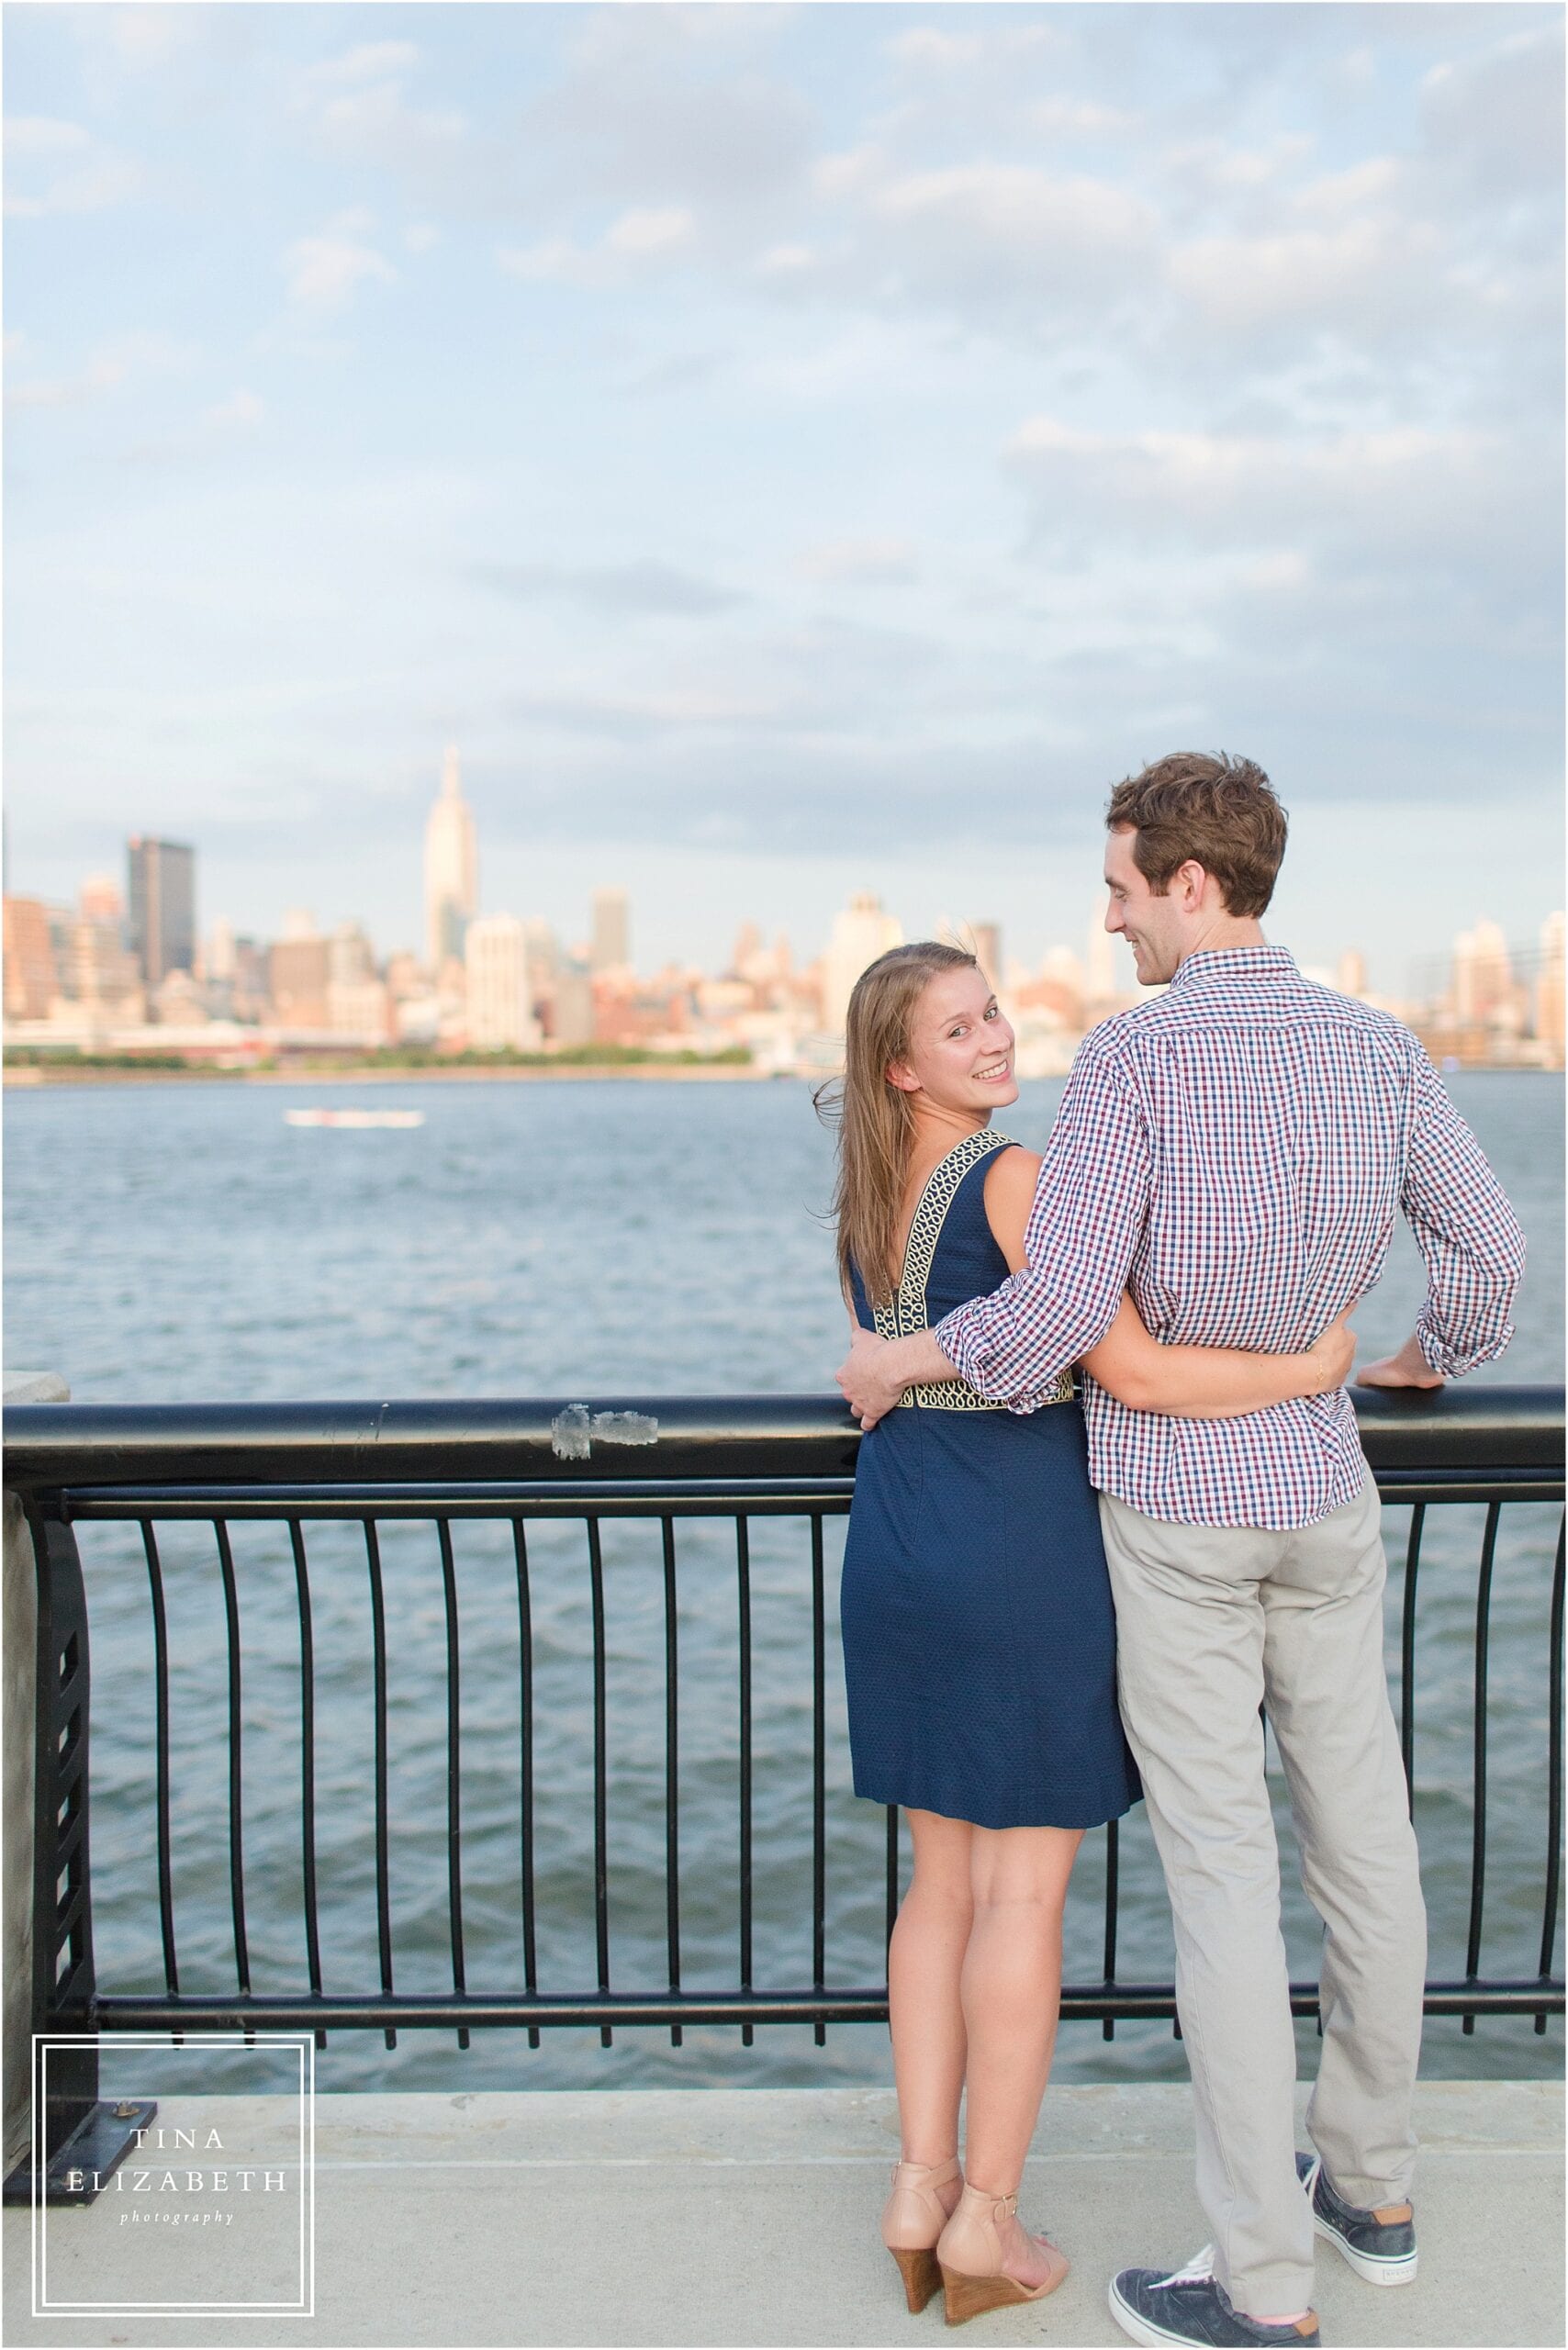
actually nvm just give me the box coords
[885,1059,921,1095]
[1173,858,1209,912]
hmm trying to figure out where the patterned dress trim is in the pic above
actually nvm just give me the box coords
[873,1128,1076,1412]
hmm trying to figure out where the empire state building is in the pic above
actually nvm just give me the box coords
[423,746,477,972]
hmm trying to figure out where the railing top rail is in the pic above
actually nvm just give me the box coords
[3,1384,1562,1494]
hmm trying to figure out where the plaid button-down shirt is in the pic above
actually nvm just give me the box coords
[934,946,1526,1528]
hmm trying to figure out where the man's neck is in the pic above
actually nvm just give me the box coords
[1177,916,1268,965]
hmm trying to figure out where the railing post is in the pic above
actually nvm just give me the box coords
[3,1372,154,2205]
[3,1371,66,2178]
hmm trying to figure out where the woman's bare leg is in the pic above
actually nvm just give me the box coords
[958,1824,1083,2284]
[888,1808,972,2183]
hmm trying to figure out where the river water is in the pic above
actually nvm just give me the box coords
[6,1072,1562,2091]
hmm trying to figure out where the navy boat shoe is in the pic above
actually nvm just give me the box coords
[1295,2151,1417,2287]
[1109,2244,1321,2346]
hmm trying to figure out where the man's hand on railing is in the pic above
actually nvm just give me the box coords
[1355,1329,1446,1390]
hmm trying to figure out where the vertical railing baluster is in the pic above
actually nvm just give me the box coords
[1399,1504,1425,1817]
[586,1516,612,2044]
[811,1513,826,2046]
[662,1517,682,2047]
[1102,1818,1119,2041]
[287,1519,324,2046]
[884,1806,899,1960]
[1540,1512,1565,2032]
[363,1521,396,2048]
[437,1517,468,2048]
[736,1517,753,2045]
[140,1522,179,2018]
[1463,1502,1500,2033]
[213,1520,250,2011]
[512,1520,540,2049]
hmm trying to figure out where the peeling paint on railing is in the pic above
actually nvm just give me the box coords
[550,1407,660,1461]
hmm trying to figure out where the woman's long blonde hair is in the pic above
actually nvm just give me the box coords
[815,940,979,1308]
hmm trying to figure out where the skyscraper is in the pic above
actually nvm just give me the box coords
[591,887,630,973]
[3,897,56,1020]
[970,923,1002,985]
[1452,922,1512,1024]
[1537,912,1564,1062]
[823,891,903,1035]
[126,837,196,985]
[466,916,543,1051]
[424,746,477,973]
[1086,903,1117,1002]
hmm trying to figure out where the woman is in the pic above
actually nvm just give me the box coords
[822,942,1353,2325]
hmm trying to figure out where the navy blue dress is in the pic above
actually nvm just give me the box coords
[841,1129,1140,1831]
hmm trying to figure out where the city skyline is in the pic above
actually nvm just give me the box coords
[4,762,1557,1010]
[8,785,1560,1010]
[6,744,1562,1078]
[5,6,1562,993]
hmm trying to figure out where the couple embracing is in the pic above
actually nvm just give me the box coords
[826,752,1525,2345]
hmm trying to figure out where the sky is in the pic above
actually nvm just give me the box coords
[4,1,1562,990]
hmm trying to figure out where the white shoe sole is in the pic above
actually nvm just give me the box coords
[1312,2212,1419,2288]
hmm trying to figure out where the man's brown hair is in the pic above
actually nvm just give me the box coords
[1105,751,1288,917]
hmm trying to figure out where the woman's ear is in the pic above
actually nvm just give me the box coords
[885,1059,921,1095]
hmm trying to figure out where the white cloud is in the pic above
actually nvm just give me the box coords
[4,117,142,218]
[284,216,397,313]
[1168,217,1441,335]
[885,29,982,71]
[5,330,191,411]
[1161,134,1315,196]
[1295,157,1403,218]
[788,150,1161,331]
[404,223,440,255]
[606,206,696,258]
[1418,24,1563,206]
[5,116,92,156]
[1001,414,1535,577]
[291,38,470,195]
[499,205,698,285]
[99,7,212,69]
[812,146,884,202]
[753,241,816,279]
[1028,98,1141,139]
[873,161,1151,253]
[798,537,920,586]
[206,389,264,431]
[301,41,420,90]
[521,25,812,214]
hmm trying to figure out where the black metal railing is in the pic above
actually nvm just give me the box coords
[4,1385,1562,2194]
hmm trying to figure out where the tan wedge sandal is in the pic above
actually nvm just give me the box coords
[881,2154,963,2313]
[935,2181,1070,2325]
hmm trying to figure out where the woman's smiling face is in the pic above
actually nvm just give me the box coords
[889,963,1018,1115]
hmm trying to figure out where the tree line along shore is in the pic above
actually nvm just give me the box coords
[3,1043,772,1086]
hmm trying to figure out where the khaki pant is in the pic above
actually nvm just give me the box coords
[1098,1473,1427,2318]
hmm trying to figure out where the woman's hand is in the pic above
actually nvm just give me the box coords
[1303,1310,1357,1393]
[1355,1330,1445,1391]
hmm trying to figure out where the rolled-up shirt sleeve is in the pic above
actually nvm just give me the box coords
[935,1035,1151,1410]
[1403,1047,1526,1377]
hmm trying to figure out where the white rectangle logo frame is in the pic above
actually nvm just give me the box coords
[33,2030,315,2316]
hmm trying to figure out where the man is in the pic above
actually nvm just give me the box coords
[836,752,1525,2349]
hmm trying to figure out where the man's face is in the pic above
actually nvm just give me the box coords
[1103,826,1186,986]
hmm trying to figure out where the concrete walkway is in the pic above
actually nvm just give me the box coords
[6,2080,1560,2349]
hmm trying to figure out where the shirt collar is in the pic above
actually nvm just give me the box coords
[1168,945,1299,992]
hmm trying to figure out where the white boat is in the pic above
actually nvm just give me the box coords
[285,1108,425,1129]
